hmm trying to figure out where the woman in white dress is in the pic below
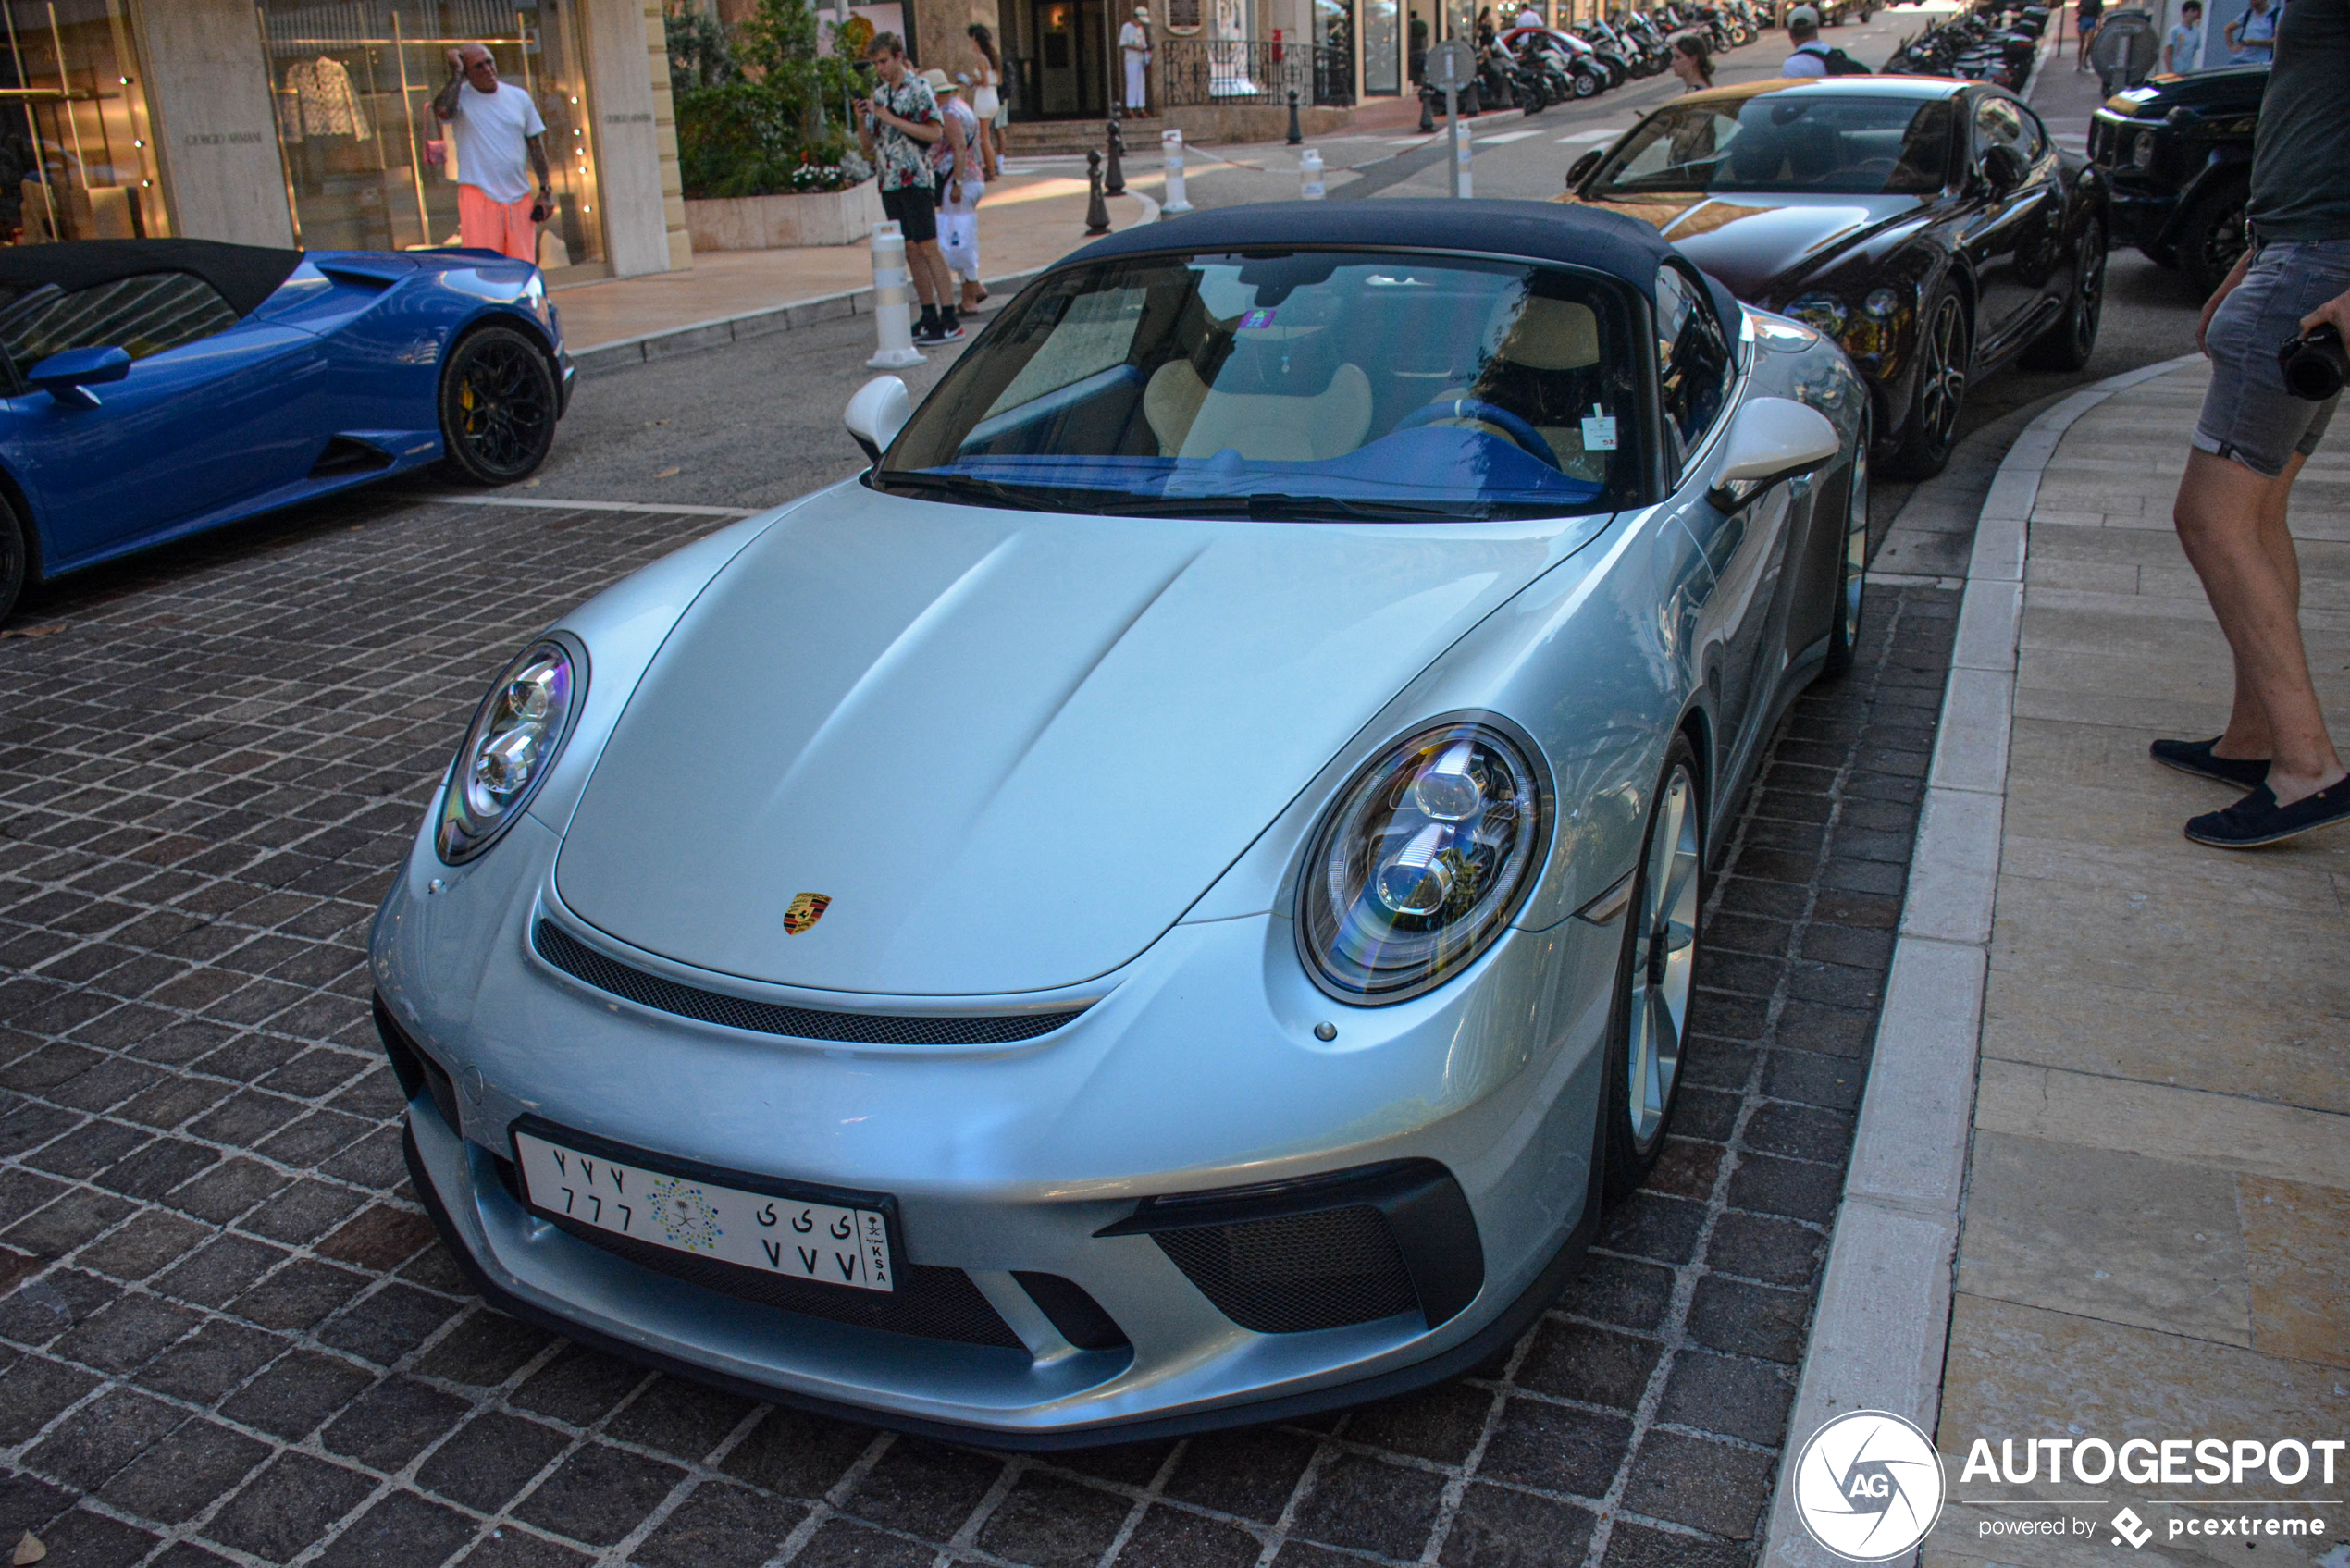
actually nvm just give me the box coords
[967,23,1005,179]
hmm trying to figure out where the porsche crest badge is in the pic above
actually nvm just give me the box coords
[783,892,831,935]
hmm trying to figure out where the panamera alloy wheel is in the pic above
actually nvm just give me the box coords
[1827,412,1870,675]
[439,323,559,485]
[1604,737,1701,1200]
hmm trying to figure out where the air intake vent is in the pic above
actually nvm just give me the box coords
[532,919,1086,1046]
[1153,1207,1418,1334]
[1099,1158,1485,1334]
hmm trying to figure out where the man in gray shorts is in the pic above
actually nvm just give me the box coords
[2161,0,2350,846]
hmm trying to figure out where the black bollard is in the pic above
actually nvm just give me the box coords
[1286,87,1303,146]
[1418,83,1434,133]
[1105,111,1127,196]
[1084,149,1112,234]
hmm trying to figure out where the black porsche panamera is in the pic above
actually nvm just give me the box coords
[1561,77,2109,479]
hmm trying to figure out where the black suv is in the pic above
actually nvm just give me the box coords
[2089,67,2264,293]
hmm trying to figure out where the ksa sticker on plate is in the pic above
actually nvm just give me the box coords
[513,1130,894,1292]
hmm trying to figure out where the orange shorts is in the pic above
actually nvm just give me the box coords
[458,184,538,263]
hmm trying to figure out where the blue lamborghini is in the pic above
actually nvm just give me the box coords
[0,238,574,623]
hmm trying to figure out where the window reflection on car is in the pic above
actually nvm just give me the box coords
[1590,96,1957,197]
[874,251,1648,521]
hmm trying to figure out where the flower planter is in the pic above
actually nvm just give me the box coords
[685,179,885,250]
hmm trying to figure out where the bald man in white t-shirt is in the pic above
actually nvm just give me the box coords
[433,43,551,263]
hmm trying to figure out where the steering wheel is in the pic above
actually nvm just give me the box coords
[1395,398,1563,470]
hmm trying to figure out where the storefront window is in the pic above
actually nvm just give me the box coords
[0,0,166,244]
[260,0,602,273]
[1363,0,1398,92]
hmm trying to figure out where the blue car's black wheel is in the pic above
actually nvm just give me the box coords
[439,324,558,486]
[0,495,25,627]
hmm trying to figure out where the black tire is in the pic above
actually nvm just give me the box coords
[437,323,559,486]
[1600,735,1704,1203]
[1572,66,1600,96]
[1885,284,1970,480]
[0,493,25,627]
[2021,216,2107,372]
[1824,412,1871,677]
[2175,179,2249,298]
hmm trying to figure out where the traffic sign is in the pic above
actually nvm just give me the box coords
[1426,38,1473,90]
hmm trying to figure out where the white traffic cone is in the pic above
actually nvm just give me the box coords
[866,221,925,371]
[1163,129,1192,214]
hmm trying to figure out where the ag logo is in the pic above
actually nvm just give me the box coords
[1792,1410,1947,1561]
[782,892,832,935]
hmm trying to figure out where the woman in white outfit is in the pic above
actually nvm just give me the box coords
[1119,6,1153,113]
[966,23,1005,179]
[922,70,988,314]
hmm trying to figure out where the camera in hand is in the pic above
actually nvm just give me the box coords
[2277,322,2350,402]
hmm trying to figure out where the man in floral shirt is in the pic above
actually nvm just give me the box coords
[856,34,960,343]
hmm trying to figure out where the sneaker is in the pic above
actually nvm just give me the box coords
[2149,735,2270,789]
[920,319,965,343]
[2183,776,2350,848]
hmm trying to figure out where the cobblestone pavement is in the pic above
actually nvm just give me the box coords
[0,491,1954,1567]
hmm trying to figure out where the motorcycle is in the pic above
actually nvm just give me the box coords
[1569,20,1635,85]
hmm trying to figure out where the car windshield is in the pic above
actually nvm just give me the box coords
[1591,94,1955,197]
[875,250,1644,521]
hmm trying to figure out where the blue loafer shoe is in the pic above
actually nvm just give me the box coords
[2150,736,2269,789]
[2184,777,2350,848]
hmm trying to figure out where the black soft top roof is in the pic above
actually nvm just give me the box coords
[1062,199,1724,313]
[0,240,303,319]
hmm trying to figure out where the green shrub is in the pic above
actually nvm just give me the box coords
[673,0,873,199]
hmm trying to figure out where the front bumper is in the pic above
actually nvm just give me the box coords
[372,816,1621,1444]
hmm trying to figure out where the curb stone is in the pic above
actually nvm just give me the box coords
[1758,351,2207,1568]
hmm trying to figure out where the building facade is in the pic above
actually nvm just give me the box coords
[6,0,689,280]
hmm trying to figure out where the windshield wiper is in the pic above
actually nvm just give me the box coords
[870,470,1054,511]
[1094,492,1464,522]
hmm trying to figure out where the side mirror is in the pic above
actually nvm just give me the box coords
[844,374,911,463]
[28,345,130,408]
[1708,395,1840,511]
[1566,149,1602,189]
[1979,142,2026,196]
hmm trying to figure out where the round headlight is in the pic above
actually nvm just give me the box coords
[1297,719,1550,1003]
[1863,287,1904,320]
[436,638,583,864]
[1785,293,1849,338]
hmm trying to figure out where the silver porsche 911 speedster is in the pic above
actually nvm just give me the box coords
[372,202,1870,1447]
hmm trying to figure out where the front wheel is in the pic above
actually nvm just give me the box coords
[1572,67,1601,96]
[1601,736,1704,1203]
[2022,216,2107,372]
[0,492,26,626]
[1885,285,1970,480]
[2175,181,2249,298]
[1824,412,1871,677]
[438,323,560,485]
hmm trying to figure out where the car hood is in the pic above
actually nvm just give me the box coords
[1567,191,1925,301]
[552,483,1604,997]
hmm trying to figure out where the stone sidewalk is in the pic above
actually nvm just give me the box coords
[1925,360,2350,1562]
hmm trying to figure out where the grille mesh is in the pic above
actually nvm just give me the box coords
[533,920,1085,1046]
[1152,1205,1419,1334]
[538,1200,1026,1349]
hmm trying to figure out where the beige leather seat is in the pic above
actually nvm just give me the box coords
[1144,358,1375,461]
[1424,297,1609,475]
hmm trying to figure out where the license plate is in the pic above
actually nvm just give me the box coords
[513,1130,894,1293]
